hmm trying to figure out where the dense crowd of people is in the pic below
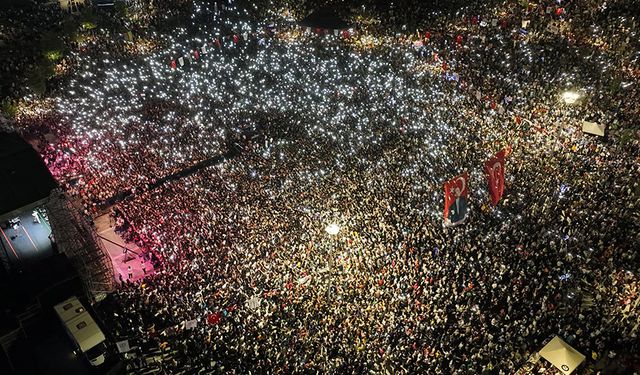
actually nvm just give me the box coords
[5,0,640,373]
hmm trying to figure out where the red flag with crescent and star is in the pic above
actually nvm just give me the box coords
[207,311,222,325]
[484,149,507,206]
[444,172,469,224]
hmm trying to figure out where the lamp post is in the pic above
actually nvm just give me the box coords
[324,223,341,300]
[561,91,580,104]
[325,223,341,236]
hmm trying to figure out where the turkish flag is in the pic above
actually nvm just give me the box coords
[484,149,507,206]
[207,312,222,325]
[233,35,239,44]
[170,60,176,70]
[342,30,350,38]
[444,173,469,224]
[194,49,200,60]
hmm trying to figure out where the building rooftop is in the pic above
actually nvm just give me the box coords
[0,132,57,220]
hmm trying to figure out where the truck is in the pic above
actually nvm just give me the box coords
[53,296,108,366]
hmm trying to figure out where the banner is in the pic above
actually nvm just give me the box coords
[116,340,130,353]
[547,21,561,34]
[444,173,469,225]
[484,149,507,206]
[207,311,222,325]
[582,121,605,136]
[246,296,261,310]
[185,319,198,329]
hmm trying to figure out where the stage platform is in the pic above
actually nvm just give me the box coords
[0,209,53,266]
[94,214,154,283]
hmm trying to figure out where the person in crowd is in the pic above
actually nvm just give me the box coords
[6,0,639,373]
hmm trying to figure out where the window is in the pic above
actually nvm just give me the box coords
[85,342,106,360]
[76,321,87,330]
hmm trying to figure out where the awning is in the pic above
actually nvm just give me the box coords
[582,120,605,137]
[538,336,585,375]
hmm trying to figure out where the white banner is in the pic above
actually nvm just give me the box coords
[116,340,130,353]
[547,21,560,34]
[178,57,184,66]
[185,318,198,330]
[246,296,261,310]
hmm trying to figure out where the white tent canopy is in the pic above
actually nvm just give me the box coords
[582,120,606,137]
[538,336,585,375]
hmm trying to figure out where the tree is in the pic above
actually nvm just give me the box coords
[114,0,129,18]
[0,98,18,119]
[79,5,99,29]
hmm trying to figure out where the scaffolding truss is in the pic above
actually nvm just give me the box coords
[45,189,115,301]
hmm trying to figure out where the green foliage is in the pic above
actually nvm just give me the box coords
[40,31,65,52]
[608,76,622,94]
[79,5,98,25]
[0,98,18,119]
[62,18,80,36]
[82,21,97,30]
[114,0,128,18]
[26,67,47,96]
[25,58,56,96]
[46,50,63,62]
[618,129,636,147]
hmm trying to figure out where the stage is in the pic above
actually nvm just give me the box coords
[0,207,53,266]
[94,213,154,283]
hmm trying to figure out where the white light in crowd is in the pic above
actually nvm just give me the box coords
[325,223,340,235]
[561,91,580,104]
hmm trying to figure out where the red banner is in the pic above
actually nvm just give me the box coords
[484,149,507,206]
[207,312,222,325]
[444,173,469,224]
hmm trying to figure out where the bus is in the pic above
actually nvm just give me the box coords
[53,296,108,366]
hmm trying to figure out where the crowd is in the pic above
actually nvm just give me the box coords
[6,0,640,373]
